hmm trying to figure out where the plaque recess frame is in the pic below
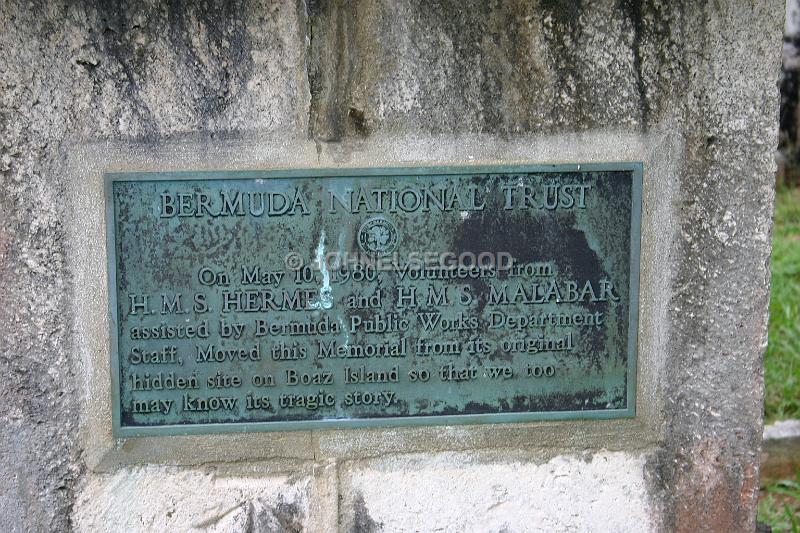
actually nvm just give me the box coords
[105,163,642,437]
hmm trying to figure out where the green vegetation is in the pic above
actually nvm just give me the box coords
[765,187,800,423]
[759,474,800,533]
[759,188,800,531]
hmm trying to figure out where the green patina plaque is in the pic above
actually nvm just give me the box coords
[106,164,641,437]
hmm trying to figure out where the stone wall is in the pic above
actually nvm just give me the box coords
[0,1,782,531]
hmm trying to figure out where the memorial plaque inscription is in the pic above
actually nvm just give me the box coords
[107,165,641,436]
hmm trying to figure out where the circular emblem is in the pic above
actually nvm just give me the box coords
[358,217,399,255]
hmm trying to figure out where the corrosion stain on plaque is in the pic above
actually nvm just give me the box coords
[106,164,642,436]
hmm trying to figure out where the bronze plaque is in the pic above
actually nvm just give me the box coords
[106,164,641,436]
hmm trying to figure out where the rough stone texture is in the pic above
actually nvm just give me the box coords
[0,2,308,531]
[308,0,670,138]
[338,451,654,532]
[74,466,310,532]
[0,0,782,531]
[647,4,779,531]
[308,1,781,530]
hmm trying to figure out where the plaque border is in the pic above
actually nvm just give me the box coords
[105,163,642,438]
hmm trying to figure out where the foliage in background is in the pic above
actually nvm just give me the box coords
[759,474,800,533]
[760,188,800,531]
[765,187,800,423]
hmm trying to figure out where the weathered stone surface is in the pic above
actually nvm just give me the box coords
[0,1,307,530]
[308,0,681,138]
[74,466,310,532]
[646,3,780,530]
[0,0,782,531]
[338,451,654,532]
[305,1,782,529]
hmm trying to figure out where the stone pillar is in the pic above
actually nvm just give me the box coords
[0,1,782,531]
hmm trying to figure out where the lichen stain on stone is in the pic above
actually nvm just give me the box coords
[189,496,305,532]
[258,498,305,533]
[619,0,650,125]
[348,107,369,136]
[83,0,263,135]
[307,0,360,141]
[303,0,693,138]
[351,492,383,533]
